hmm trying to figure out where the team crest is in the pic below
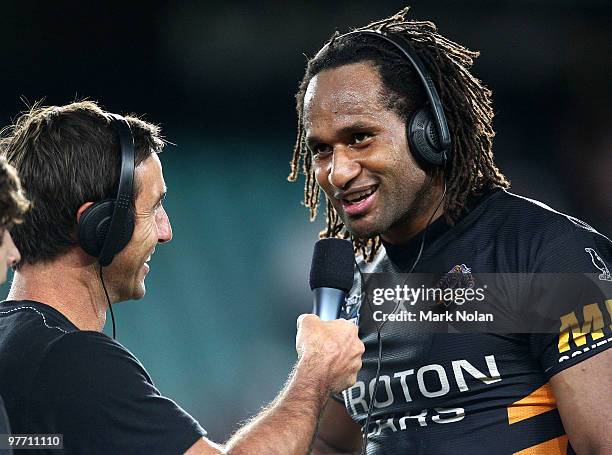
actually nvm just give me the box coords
[437,264,475,307]
[585,248,612,282]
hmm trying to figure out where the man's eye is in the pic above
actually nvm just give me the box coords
[353,133,371,144]
[310,144,332,156]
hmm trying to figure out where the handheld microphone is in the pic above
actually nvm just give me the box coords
[309,239,355,320]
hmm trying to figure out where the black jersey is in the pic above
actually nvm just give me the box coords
[338,188,611,455]
[0,300,206,454]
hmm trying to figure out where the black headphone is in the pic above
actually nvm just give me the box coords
[331,30,452,166]
[77,113,135,267]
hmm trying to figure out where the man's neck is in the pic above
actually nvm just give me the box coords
[382,182,446,245]
[7,253,108,332]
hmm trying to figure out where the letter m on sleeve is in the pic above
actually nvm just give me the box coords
[557,301,611,353]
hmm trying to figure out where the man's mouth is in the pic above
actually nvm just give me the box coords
[340,185,379,217]
[143,250,155,270]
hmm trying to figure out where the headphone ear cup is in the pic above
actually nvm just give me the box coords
[407,107,446,166]
[78,200,114,258]
[78,200,135,260]
[114,209,135,256]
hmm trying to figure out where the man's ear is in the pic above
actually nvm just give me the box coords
[76,202,95,223]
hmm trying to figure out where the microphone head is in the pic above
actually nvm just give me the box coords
[309,238,355,292]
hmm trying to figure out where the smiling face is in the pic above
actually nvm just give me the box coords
[303,62,438,244]
[104,153,172,301]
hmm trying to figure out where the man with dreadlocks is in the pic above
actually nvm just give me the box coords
[290,8,611,455]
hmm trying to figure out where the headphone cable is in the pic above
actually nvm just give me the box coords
[99,267,116,339]
[360,179,446,455]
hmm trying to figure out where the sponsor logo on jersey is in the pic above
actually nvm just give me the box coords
[585,247,612,282]
[557,301,612,357]
[343,354,501,435]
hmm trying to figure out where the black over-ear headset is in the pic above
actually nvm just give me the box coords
[77,113,135,267]
[331,29,452,166]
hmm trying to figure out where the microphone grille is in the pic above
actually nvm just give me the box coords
[309,238,355,292]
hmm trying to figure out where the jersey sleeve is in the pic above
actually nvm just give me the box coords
[528,225,612,379]
[29,331,206,454]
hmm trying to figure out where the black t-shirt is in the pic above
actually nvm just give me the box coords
[338,188,611,455]
[0,301,206,454]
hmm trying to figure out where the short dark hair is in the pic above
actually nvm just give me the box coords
[0,156,29,239]
[0,101,165,266]
[289,8,509,260]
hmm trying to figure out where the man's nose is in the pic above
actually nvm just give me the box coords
[157,208,173,244]
[328,147,361,190]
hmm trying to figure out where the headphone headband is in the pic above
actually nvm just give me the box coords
[321,29,452,161]
[98,113,135,266]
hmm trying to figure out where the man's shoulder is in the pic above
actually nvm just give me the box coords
[0,301,78,401]
[26,328,153,419]
[0,301,148,392]
[491,190,611,268]
[16,316,207,452]
[43,329,133,357]
[0,301,146,433]
[0,300,75,338]
[488,189,608,241]
[37,329,147,385]
[0,301,140,374]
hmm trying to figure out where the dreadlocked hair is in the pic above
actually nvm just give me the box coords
[288,7,509,261]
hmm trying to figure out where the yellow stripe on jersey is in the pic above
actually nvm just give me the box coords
[507,382,557,426]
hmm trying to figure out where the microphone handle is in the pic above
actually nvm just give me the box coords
[313,288,346,321]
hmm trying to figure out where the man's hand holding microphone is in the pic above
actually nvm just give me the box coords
[192,239,361,455]
[296,313,364,395]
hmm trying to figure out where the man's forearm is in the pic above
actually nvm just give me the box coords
[185,315,363,455]
[224,356,329,455]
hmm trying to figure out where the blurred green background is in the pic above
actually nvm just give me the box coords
[1,0,610,441]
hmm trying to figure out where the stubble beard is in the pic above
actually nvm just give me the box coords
[339,176,437,242]
[385,176,437,238]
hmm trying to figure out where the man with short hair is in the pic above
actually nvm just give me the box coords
[290,8,611,454]
[0,155,29,454]
[0,101,365,454]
